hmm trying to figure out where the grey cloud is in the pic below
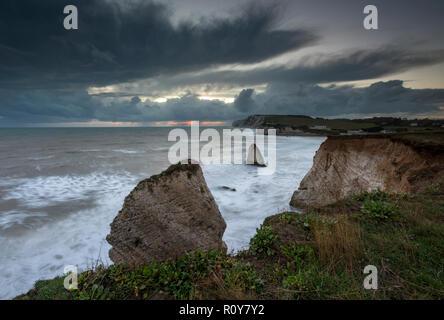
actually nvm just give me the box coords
[131,96,142,104]
[249,80,444,117]
[2,1,444,126]
[149,47,444,89]
[1,81,443,125]
[0,0,317,90]
[234,89,256,113]
[0,90,96,124]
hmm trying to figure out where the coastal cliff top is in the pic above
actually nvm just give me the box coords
[233,114,444,137]
[17,178,444,300]
[134,161,200,190]
[325,131,444,154]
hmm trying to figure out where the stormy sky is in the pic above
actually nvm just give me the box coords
[1,0,444,126]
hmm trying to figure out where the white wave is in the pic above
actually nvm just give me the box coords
[0,135,324,299]
[0,211,48,231]
[149,146,170,152]
[203,136,325,251]
[1,172,135,208]
[112,149,140,154]
[27,155,55,161]
[0,172,137,299]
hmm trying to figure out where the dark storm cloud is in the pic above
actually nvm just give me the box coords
[1,81,443,125]
[0,90,96,124]
[234,89,256,113]
[1,0,444,126]
[249,80,444,117]
[0,0,317,90]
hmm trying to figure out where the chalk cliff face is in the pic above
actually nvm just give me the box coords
[232,115,265,128]
[107,163,227,266]
[291,135,444,207]
[247,143,266,167]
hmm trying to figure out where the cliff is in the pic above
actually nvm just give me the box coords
[106,162,227,266]
[233,114,444,136]
[232,115,265,128]
[291,132,444,207]
[232,114,327,136]
[16,148,444,300]
[17,178,444,300]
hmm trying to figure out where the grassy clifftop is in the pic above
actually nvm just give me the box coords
[17,179,444,300]
[233,114,444,136]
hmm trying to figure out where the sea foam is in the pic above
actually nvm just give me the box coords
[0,132,324,299]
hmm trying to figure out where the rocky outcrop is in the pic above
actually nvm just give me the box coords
[106,163,227,266]
[247,143,266,167]
[291,134,444,207]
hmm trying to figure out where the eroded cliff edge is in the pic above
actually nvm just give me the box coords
[291,133,444,207]
[107,163,227,266]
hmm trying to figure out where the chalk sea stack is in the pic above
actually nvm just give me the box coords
[106,162,227,266]
[247,143,266,167]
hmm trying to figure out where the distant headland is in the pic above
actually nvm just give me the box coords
[232,114,444,136]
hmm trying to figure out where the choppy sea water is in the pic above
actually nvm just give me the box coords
[0,127,324,299]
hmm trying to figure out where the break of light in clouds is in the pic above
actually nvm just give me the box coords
[0,0,443,127]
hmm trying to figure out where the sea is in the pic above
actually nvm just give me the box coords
[0,127,325,299]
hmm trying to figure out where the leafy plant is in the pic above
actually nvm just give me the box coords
[361,199,402,220]
[74,249,265,300]
[281,244,314,265]
[279,211,298,223]
[283,272,308,292]
[224,262,264,293]
[354,189,390,202]
[249,225,279,257]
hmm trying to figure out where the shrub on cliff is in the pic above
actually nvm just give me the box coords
[249,225,279,257]
[361,200,403,220]
[74,250,263,300]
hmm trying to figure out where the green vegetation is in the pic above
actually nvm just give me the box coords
[249,225,280,257]
[135,162,199,191]
[15,277,75,300]
[17,180,444,300]
[265,184,444,299]
[76,250,264,300]
[354,189,404,221]
[390,131,444,149]
[234,114,444,136]
[263,115,377,132]
[17,250,263,300]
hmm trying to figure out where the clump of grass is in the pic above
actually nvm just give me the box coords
[249,225,279,257]
[361,200,403,221]
[282,272,310,294]
[353,189,390,202]
[75,249,264,300]
[352,189,404,221]
[276,242,362,299]
[15,277,74,300]
[312,216,362,270]
[281,243,315,263]
[196,261,264,299]
[278,211,298,223]
[78,250,219,299]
